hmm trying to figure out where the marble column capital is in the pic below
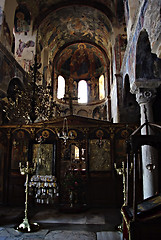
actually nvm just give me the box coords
[130,78,161,105]
[135,88,156,105]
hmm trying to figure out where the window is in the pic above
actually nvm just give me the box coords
[71,144,79,161]
[74,146,79,159]
[99,74,105,100]
[78,80,87,103]
[57,75,65,99]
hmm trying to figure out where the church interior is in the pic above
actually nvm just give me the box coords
[0,0,161,239]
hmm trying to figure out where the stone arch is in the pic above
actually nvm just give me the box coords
[136,29,154,79]
[120,74,140,123]
[7,77,24,101]
[77,109,88,118]
[136,29,161,80]
[123,74,136,106]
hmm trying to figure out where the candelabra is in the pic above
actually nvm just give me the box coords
[114,161,133,205]
[0,48,60,124]
[114,161,133,232]
[16,161,39,232]
[57,117,71,144]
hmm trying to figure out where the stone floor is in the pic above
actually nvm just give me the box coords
[0,205,123,240]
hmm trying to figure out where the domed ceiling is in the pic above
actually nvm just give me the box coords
[55,43,107,79]
[17,0,123,24]
[17,0,124,59]
[38,5,113,59]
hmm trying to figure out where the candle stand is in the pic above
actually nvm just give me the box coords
[114,161,133,231]
[16,161,39,232]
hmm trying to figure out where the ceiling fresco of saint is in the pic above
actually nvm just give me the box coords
[55,43,107,79]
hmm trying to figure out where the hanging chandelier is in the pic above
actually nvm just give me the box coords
[0,54,60,124]
[1,82,55,124]
[57,117,71,144]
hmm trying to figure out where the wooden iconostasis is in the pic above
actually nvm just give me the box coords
[0,116,136,207]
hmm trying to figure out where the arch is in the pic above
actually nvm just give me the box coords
[35,128,57,142]
[7,77,24,101]
[78,80,88,104]
[57,75,65,99]
[99,74,105,100]
[77,109,88,117]
[12,127,30,135]
[122,74,136,106]
[136,30,154,79]
[88,127,110,139]
[121,74,140,123]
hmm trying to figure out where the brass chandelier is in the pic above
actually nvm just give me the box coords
[1,54,59,124]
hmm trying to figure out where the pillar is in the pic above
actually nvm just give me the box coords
[131,80,161,199]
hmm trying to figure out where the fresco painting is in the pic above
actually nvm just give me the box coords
[39,6,112,57]
[115,34,127,72]
[14,5,31,33]
[16,39,35,57]
[56,43,106,80]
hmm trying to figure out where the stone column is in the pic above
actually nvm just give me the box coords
[136,88,158,199]
[131,80,161,199]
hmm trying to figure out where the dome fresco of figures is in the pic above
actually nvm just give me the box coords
[55,43,107,79]
[16,0,124,59]
[38,5,113,58]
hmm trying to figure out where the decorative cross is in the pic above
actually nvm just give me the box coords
[63,92,79,115]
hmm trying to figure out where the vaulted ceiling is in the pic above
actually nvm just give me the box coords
[16,0,125,61]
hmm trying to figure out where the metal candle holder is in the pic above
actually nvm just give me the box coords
[16,161,39,232]
[57,117,70,144]
[114,161,133,205]
[114,161,133,232]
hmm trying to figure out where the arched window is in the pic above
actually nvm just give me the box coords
[99,74,105,100]
[57,75,65,99]
[78,80,87,103]
[74,146,79,159]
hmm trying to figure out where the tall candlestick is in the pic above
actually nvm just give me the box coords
[16,161,39,232]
